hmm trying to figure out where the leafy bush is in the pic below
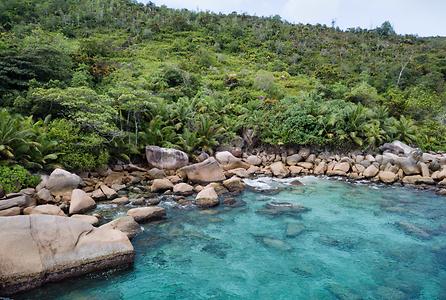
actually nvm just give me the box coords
[0,165,40,193]
[1,0,446,161]
[0,109,58,169]
[15,86,118,135]
[47,119,109,171]
[347,82,382,106]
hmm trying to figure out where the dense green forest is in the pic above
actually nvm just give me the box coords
[1,0,446,186]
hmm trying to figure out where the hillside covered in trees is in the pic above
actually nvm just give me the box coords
[0,0,446,188]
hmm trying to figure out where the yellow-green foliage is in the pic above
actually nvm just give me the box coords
[0,0,445,171]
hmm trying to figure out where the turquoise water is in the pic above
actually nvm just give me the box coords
[16,177,446,300]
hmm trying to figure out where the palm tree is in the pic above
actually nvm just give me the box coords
[363,120,387,149]
[0,109,34,163]
[392,115,418,144]
[138,116,179,149]
[193,115,225,154]
[346,104,369,146]
[177,128,200,154]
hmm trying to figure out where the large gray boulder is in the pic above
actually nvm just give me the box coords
[178,157,225,183]
[0,195,33,211]
[286,154,303,166]
[145,146,189,170]
[363,164,379,178]
[127,207,166,223]
[28,205,66,217]
[378,171,398,184]
[36,188,54,204]
[0,215,134,295]
[399,151,422,175]
[46,169,81,195]
[245,155,262,166]
[195,187,219,208]
[314,161,327,175]
[100,216,141,239]
[379,151,421,176]
[270,161,290,178]
[69,189,96,215]
[173,183,194,195]
[215,151,239,165]
[150,178,174,192]
[222,176,245,193]
[215,151,250,170]
[0,207,21,217]
[70,214,99,226]
[380,141,415,155]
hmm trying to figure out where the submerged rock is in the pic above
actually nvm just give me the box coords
[0,215,134,295]
[290,261,320,277]
[395,221,431,240]
[375,286,406,300]
[257,202,310,218]
[201,242,230,259]
[326,283,362,300]
[317,235,359,251]
[261,237,293,251]
[286,223,306,237]
[289,179,303,186]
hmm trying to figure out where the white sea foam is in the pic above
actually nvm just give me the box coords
[243,176,318,190]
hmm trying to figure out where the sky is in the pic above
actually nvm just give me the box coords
[147,0,446,37]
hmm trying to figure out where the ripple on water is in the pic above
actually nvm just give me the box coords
[15,177,446,300]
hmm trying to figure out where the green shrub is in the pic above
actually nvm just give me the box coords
[0,165,40,193]
[0,109,58,169]
[47,119,109,171]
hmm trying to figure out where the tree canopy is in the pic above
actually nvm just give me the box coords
[0,0,445,172]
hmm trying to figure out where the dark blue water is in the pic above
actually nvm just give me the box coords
[15,177,446,299]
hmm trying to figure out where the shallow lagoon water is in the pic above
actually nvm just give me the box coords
[16,177,446,299]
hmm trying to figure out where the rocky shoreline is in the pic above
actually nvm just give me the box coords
[1,141,445,295]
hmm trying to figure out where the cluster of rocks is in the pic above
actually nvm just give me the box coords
[1,141,445,295]
[0,147,248,295]
[238,141,446,195]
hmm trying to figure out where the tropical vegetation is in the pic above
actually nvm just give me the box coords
[0,0,445,183]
